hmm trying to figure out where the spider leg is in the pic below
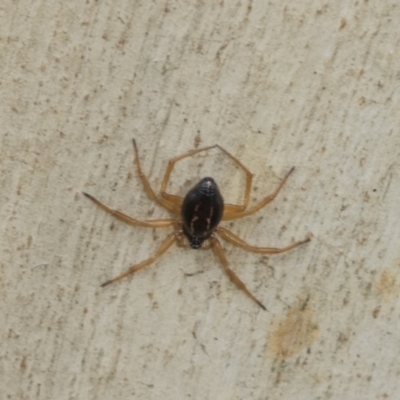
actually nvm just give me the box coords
[214,145,253,213]
[222,167,295,221]
[132,139,181,214]
[209,235,267,310]
[159,144,253,212]
[160,144,217,206]
[216,226,310,254]
[101,231,180,287]
[83,192,178,228]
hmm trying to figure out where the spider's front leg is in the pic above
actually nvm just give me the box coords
[101,231,181,287]
[209,235,267,310]
[216,226,310,254]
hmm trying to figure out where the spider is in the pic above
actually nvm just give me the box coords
[83,140,310,310]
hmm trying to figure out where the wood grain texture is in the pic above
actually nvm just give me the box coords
[1,1,399,399]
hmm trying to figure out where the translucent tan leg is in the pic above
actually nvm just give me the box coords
[83,192,177,228]
[216,226,310,253]
[222,167,295,221]
[160,144,253,213]
[159,145,216,206]
[132,139,181,214]
[209,235,266,310]
[101,231,180,287]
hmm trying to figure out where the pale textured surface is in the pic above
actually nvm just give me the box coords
[1,1,400,399]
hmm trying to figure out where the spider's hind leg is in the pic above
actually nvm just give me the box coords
[159,145,217,207]
[132,139,181,214]
[222,167,295,221]
[215,145,253,214]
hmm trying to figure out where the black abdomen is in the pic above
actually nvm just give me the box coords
[181,177,224,248]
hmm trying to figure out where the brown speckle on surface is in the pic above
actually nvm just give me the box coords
[375,270,397,302]
[267,297,319,359]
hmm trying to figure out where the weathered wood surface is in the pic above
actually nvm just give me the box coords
[1,1,399,399]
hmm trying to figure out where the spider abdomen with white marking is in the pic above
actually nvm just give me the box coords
[181,177,224,249]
